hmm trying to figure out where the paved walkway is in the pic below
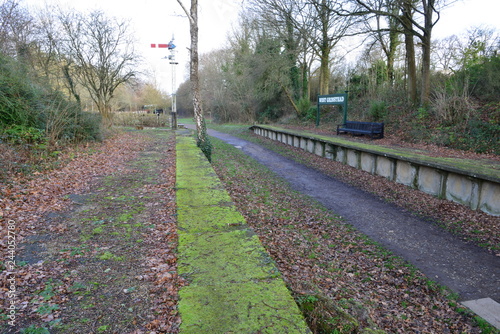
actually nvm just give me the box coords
[196,126,500,328]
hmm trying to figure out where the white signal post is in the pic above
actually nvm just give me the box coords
[169,38,178,129]
[151,39,178,129]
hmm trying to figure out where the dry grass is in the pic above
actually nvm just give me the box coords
[113,112,169,128]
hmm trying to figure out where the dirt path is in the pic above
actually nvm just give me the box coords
[201,127,500,305]
[1,130,181,333]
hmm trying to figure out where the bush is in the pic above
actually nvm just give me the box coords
[258,105,282,123]
[467,55,500,102]
[2,125,46,146]
[431,90,474,126]
[0,54,41,128]
[463,119,500,154]
[304,107,317,121]
[38,92,103,144]
[71,112,102,142]
[0,53,102,145]
[297,97,312,117]
[369,101,387,121]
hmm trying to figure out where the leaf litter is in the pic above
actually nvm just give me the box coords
[1,130,182,333]
[210,136,495,333]
[1,126,498,333]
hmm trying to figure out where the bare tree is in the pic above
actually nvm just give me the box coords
[400,0,418,103]
[248,0,305,101]
[303,0,356,95]
[176,0,212,161]
[0,0,33,58]
[59,10,138,125]
[372,0,402,86]
[338,0,452,105]
[31,6,82,106]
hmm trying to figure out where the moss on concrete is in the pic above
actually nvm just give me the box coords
[179,280,309,334]
[177,203,246,233]
[176,134,311,333]
[178,229,281,284]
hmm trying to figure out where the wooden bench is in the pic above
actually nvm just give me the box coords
[337,121,384,139]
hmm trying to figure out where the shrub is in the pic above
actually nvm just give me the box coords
[38,91,103,144]
[71,112,102,142]
[467,55,500,102]
[297,97,312,117]
[431,90,474,126]
[258,105,282,123]
[369,101,387,121]
[0,54,41,128]
[2,125,46,146]
[463,119,500,154]
[0,53,102,145]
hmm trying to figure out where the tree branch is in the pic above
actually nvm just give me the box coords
[175,0,194,25]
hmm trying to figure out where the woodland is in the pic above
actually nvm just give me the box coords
[175,0,500,155]
[0,0,499,157]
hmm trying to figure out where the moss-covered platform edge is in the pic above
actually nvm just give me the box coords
[250,125,500,183]
[175,133,311,333]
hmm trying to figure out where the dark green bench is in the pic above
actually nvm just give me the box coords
[337,121,384,139]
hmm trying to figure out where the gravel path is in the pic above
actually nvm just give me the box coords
[201,127,500,304]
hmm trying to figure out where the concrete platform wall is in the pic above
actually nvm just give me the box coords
[251,126,500,216]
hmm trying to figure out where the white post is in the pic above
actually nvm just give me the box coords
[169,38,178,129]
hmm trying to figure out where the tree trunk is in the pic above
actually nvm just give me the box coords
[401,2,417,103]
[404,30,417,103]
[178,0,211,161]
[318,0,330,95]
[319,49,330,95]
[189,0,202,140]
[421,35,432,106]
[62,64,82,110]
[280,82,301,116]
[285,14,300,101]
[420,0,435,107]
[387,25,400,86]
[301,61,309,100]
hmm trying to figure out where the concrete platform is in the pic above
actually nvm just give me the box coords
[250,125,500,216]
[175,134,311,333]
[462,298,500,330]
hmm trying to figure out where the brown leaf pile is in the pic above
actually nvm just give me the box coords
[1,131,182,333]
[1,133,149,238]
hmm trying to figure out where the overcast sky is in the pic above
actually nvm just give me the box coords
[23,0,500,93]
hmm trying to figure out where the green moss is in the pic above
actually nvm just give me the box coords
[177,204,246,233]
[98,251,123,261]
[117,212,134,222]
[92,227,104,235]
[179,280,309,333]
[176,135,310,333]
[178,229,280,284]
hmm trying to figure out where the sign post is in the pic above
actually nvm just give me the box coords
[316,91,348,127]
[151,40,178,129]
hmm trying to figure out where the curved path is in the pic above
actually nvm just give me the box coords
[194,126,500,327]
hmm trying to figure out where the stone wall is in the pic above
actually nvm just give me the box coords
[250,126,500,216]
